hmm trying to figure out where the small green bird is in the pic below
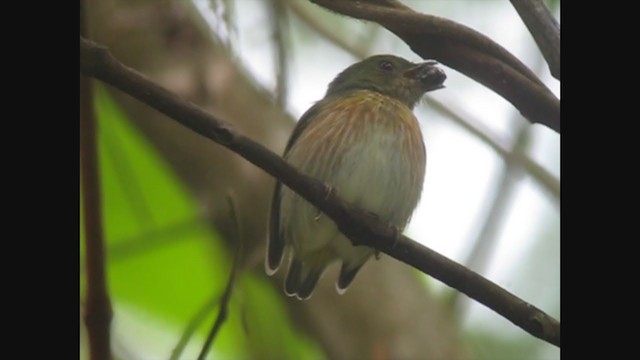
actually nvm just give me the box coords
[266,55,446,300]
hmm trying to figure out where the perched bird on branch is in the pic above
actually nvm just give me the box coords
[266,55,446,300]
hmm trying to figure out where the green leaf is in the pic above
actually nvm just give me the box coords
[81,88,323,359]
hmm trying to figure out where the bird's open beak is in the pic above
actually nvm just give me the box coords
[404,60,446,92]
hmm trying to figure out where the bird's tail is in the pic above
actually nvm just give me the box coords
[336,261,366,294]
[284,250,333,300]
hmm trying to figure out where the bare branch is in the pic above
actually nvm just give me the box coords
[197,193,243,360]
[268,0,290,107]
[283,0,368,59]
[426,94,560,199]
[195,273,234,360]
[81,76,114,360]
[309,0,560,132]
[451,123,530,315]
[170,293,218,360]
[170,197,242,360]
[509,0,560,79]
[80,46,113,360]
[79,37,560,346]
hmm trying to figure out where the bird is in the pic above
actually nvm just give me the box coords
[266,54,446,300]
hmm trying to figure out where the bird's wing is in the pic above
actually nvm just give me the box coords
[265,99,330,274]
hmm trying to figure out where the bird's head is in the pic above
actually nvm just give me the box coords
[326,55,447,109]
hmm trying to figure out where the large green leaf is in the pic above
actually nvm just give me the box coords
[80,87,323,359]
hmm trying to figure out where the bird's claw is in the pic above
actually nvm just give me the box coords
[390,224,401,249]
[323,183,336,200]
[314,183,337,221]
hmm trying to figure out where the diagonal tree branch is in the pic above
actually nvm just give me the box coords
[79,37,560,347]
[451,123,530,316]
[509,0,560,79]
[427,95,560,200]
[309,0,560,132]
[282,0,368,59]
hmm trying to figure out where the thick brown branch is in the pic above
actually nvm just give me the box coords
[309,0,560,132]
[80,50,113,360]
[79,37,560,347]
[81,3,112,358]
[510,0,560,79]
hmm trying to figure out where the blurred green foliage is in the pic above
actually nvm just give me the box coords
[80,88,324,359]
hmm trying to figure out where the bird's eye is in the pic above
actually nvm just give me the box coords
[379,60,394,72]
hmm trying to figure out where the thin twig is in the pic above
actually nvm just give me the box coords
[450,124,530,315]
[169,197,242,359]
[451,52,555,316]
[207,0,236,49]
[98,217,205,267]
[509,0,560,79]
[283,0,367,59]
[80,2,112,358]
[425,94,560,199]
[309,0,560,132]
[268,0,290,107]
[170,293,220,360]
[197,193,243,359]
[79,37,560,346]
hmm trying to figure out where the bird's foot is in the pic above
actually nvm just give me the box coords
[314,183,337,221]
[322,183,336,200]
[390,224,401,249]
